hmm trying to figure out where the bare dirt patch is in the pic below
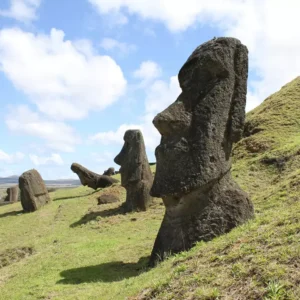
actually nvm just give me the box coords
[0,247,34,269]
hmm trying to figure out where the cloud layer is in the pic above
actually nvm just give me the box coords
[90,69,181,152]
[0,0,41,23]
[100,38,136,55]
[0,28,127,121]
[29,153,64,166]
[89,0,300,111]
[0,149,25,164]
[6,105,80,152]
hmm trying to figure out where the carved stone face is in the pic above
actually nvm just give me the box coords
[114,130,144,187]
[150,38,248,198]
[70,163,87,186]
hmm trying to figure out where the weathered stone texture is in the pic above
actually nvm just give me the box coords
[19,169,51,212]
[149,37,254,265]
[4,186,19,203]
[114,130,153,212]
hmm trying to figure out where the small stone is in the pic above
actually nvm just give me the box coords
[97,194,120,205]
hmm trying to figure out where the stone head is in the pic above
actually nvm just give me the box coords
[151,37,248,198]
[70,163,87,186]
[114,129,148,187]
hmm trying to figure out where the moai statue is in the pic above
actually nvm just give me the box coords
[149,37,254,265]
[4,186,19,202]
[114,130,153,212]
[19,169,51,212]
[103,167,115,176]
[71,163,118,190]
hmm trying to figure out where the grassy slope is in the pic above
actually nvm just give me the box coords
[1,78,300,299]
[133,77,300,300]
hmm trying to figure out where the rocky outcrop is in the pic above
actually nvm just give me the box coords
[97,194,120,205]
[149,37,254,266]
[19,169,51,212]
[71,163,118,190]
[114,130,153,212]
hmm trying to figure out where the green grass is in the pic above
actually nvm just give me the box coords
[0,184,166,300]
[1,78,300,299]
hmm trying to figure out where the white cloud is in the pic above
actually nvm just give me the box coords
[87,0,242,32]
[88,0,300,111]
[91,151,114,163]
[0,149,25,164]
[133,61,162,85]
[90,73,181,151]
[140,75,181,150]
[89,123,143,145]
[6,105,80,152]
[29,153,64,166]
[0,0,41,23]
[0,27,127,121]
[100,37,136,54]
[143,28,156,38]
[144,76,180,115]
[245,90,261,113]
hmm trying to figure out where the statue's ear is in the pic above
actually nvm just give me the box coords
[228,43,249,143]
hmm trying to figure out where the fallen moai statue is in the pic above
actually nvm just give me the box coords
[114,130,153,212]
[19,169,51,212]
[149,37,254,266]
[71,163,119,190]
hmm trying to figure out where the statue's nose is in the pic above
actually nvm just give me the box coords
[114,153,123,166]
[153,100,191,136]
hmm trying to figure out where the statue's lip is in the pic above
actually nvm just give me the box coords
[155,139,189,156]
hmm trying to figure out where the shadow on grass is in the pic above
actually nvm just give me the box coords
[53,189,100,201]
[70,206,125,228]
[0,210,23,218]
[57,256,150,284]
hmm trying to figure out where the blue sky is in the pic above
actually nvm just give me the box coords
[0,0,299,179]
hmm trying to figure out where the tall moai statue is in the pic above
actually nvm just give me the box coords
[19,169,51,212]
[149,37,254,265]
[114,130,153,212]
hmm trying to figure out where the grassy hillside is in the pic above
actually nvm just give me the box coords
[1,78,300,299]
[132,77,300,300]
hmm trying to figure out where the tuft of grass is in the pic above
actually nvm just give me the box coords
[264,280,287,300]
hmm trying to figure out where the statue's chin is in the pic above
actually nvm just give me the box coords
[149,188,160,198]
[150,173,223,199]
[150,181,184,198]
